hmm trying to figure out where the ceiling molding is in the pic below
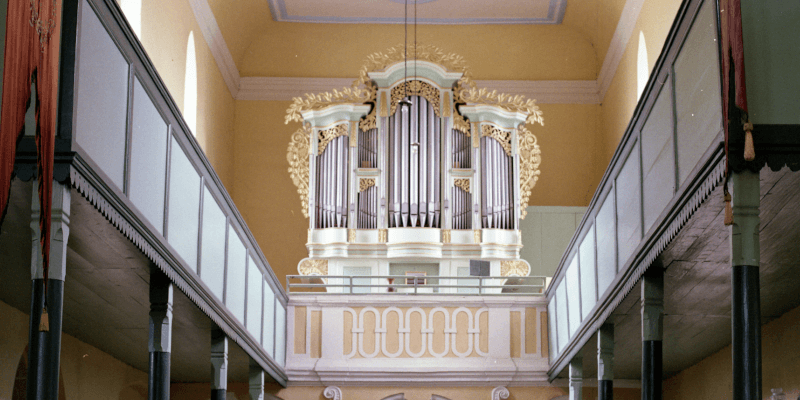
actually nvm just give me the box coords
[189,0,641,104]
[596,0,646,100]
[237,77,601,104]
[187,0,240,98]
[267,0,567,25]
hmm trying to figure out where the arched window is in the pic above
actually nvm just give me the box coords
[637,31,649,98]
[184,32,198,136]
[119,0,141,37]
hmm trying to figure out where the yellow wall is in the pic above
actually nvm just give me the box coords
[664,304,800,400]
[0,300,147,400]
[136,0,236,190]
[598,0,683,165]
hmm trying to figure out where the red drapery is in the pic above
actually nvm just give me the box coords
[0,0,61,282]
[720,0,749,163]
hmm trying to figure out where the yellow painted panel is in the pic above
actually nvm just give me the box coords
[408,311,423,356]
[540,311,549,357]
[363,311,376,356]
[431,311,447,355]
[309,310,321,359]
[510,311,521,358]
[455,311,470,355]
[294,306,306,355]
[385,310,400,355]
[525,307,538,354]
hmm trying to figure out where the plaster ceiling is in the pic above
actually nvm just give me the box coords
[267,0,567,25]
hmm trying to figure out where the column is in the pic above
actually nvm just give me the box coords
[641,267,664,400]
[730,170,761,400]
[27,181,70,400]
[249,358,265,400]
[149,268,173,400]
[569,356,583,400]
[597,323,614,400]
[210,328,228,400]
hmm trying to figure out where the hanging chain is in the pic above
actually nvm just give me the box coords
[30,0,57,52]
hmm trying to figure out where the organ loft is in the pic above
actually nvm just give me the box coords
[286,45,544,292]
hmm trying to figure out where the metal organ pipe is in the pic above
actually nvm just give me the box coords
[481,135,514,230]
[315,135,349,229]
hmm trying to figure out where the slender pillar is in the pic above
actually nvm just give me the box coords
[641,267,664,400]
[210,328,228,400]
[249,358,265,400]
[730,170,761,400]
[28,182,70,400]
[597,323,614,400]
[569,356,583,400]
[149,268,173,400]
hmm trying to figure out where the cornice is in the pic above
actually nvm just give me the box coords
[187,0,240,97]
[596,0,646,99]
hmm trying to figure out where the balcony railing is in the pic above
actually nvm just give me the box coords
[52,0,288,383]
[545,0,725,378]
[287,275,547,295]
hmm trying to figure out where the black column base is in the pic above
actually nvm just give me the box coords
[732,264,761,400]
[27,279,64,400]
[148,351,171,400]
[211,389,226,400]
[642,340,662,400]
[598,379,613,400]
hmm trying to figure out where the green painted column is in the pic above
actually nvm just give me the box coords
[569,356,583,400]
[597,323,614,400]
[641,267,664,400]
[210,329,228,400]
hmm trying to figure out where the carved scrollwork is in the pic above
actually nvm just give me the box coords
[285,85,375,125]
[318,124,349,155]
[359,178,376,192]
[378,229,388,243]
[454,179,470,193]
[517,125,541,220]
[461,87,544,128]
[390,80,441,117]
[359,109,377,131]
[323,386,342,400]
[298,258,328,276]
[474,229,481,244]
[500,260,530,277]
[453,113,470,136]
[348,229,356,243]
[481,124,513,156]
[287,126,311,218]
[491,386,510,400]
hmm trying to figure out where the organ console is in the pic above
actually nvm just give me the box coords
[286,44,543,289]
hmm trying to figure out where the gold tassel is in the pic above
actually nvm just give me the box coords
[724,191,733,226]
[743,121,755,161]
[39,306,50,332]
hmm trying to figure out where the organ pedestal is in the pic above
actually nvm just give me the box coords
[287,46,543,288]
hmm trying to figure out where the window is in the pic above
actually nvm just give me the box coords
[184,32,197,135]
[637,31,649,98]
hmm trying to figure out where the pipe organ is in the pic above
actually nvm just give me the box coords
[286,44,543,288]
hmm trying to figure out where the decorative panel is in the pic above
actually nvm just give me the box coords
[276,304,287,366]
[262,285,275,356]
[200,187,226,300]
[167,137,201,271]
[615,142,642,269]
[75,1,129,189]
[547,299,557,360]
[674,0,722,186]
[565,255,581,336]
[128,78,167,233]
[246,256,263,340]
[595,192,617,297]
[641,81,676,233]
[555,282,569,352]
[225,228,247,323]
[578,225,597,320]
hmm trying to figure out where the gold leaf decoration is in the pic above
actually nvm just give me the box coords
[517,126,542,220]
[443,91,452,117]
[285,85,375,125]
[500,260,530,277]
[461,87,545,128]
[298,258,328,276]
[287,126,311,218]
[453,113,470,136]
[359,178,376,192]
[389,80,441,116]
[359,109,377,131]
[318,124,348,155]
[348,229,356,243]
[454,179,470,193]
[474,229,481,244]
[481,124,513,156]
[441,229,451,244]
[378,229,388,243]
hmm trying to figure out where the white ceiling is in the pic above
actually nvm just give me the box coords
[267,0,568,25]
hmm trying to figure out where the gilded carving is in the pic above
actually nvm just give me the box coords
[454,179,470,193]
[287,126,311,218]
[441,229,451,244]
[285,86,375,125]
[350,121,358,147]
[359,109,377,132]
[461,87,545,128]
[474,229,481,244]
[348,229,356,243]
[472,123,480,148]
[298,258,328,276]
[453,113,470,136]
[481,124,513,156]
[517,126,541,220]
[389,80,441,117]
[318,123,348,155]
[379,91,389,117]
[443,91,452,117]
[500,260,530,277]
[359,178,376,192]
[378,229,388,243]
